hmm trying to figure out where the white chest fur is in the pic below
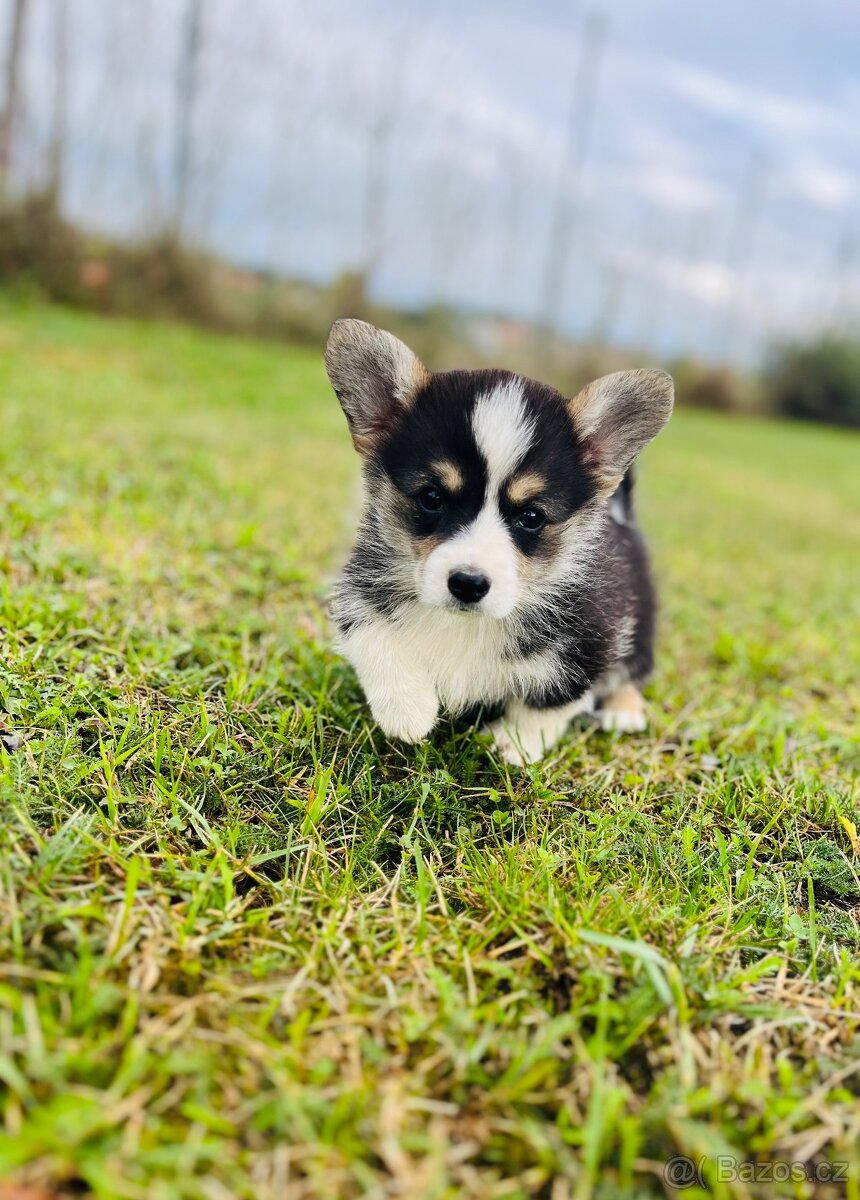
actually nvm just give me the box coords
[342,607,559,715]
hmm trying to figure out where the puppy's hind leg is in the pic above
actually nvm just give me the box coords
[597,681,647,734]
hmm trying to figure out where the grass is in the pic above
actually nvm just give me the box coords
[0,300,858,1200]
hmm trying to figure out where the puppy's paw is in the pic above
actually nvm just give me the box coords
[598,707,647,733]
[486,696,592,767]
[597,684,647,734]
[485,717,544,767]
[485,721,535,766]
[371,692,439,744]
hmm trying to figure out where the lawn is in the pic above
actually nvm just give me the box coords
[0,301,858,1200]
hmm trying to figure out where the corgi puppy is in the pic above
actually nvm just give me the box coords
[325,319,673,765]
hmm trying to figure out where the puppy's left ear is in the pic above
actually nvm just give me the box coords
[568,369,674,491]
[325,319,429,454]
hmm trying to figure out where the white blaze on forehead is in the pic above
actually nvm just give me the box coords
[418,378,533,620]
[471,378,534,487]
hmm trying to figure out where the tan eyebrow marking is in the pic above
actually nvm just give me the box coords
[432,460,464,492]
[507,471,547,505]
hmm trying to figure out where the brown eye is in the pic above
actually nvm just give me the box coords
[417,485,444,513]
[515,505,546,532]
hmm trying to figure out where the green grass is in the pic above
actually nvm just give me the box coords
[0,300,858,1200]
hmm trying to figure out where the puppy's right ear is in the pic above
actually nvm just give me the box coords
[325,319,429,454]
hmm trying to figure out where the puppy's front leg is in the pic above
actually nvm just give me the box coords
[488,694,594,766]
[340,622,439,743]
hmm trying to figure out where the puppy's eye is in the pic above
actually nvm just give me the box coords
[417,485,444,513]
[515,505,546,532]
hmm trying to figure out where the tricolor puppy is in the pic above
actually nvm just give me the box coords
[325,319,673,765]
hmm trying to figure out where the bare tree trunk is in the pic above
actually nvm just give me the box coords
[172,0,204,242]
[0,0,29,197]
[830,229,857,335]
[666,211,712,358]
[715,149,767,362]
[589,241,626,347]
[362,103,396,285]
[358,20,412,299]
[536,10,606,354]
[635,216,666,353]
[47,0,69,200]
[496,149,528,297]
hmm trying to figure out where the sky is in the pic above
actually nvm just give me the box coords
[11,0,860,362]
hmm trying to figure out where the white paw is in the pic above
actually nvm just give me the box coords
[598,706,647,734]
[371,692,440,744]
[485,718,543,766]
[485,696,593,767]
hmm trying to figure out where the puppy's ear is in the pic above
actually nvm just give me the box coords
[325,319,429,454]
[568,369,674,491]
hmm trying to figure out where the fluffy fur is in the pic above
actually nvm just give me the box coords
[325,319,674,764]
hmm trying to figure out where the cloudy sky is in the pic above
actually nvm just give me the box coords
[14,0,860,361]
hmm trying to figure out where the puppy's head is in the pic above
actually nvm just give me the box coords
[326,319,673,620]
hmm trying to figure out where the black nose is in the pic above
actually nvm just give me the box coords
[448,570,490,605]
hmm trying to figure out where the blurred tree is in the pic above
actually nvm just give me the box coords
[714,148,768,362]
[357,18,412,300]
[496,147,529,298]
[767,337,860,428]
[537,10,605,350]
[830,229,858,336]
[0,0,29,196]
[47,0,69,199]
[173,0,204,241]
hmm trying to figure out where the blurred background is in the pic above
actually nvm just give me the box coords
[1,0,859,423]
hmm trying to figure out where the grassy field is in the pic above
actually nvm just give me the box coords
[0,301,858,1200]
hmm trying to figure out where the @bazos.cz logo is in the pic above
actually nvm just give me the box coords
[663,1155,849,1187]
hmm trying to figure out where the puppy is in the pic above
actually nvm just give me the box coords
[325,319,673,764]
